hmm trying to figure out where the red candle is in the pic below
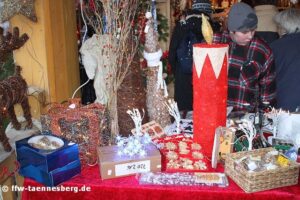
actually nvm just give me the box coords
[193,43,229,158]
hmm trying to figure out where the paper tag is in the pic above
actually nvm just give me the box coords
[115,160,151,176]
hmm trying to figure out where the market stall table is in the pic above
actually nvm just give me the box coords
[22,165,300,200]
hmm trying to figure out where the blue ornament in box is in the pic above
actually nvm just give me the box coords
[15,133,81,186]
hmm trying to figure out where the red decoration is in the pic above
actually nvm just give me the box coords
[22,166,300,200]
[40,100,105,167]
[153,134,208,172]
[193,43,229,158]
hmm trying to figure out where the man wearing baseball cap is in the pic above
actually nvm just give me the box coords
[213,2,276,114]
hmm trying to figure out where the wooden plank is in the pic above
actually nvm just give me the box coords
[10,0,80,117]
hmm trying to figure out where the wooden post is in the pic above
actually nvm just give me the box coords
[10,0,80,117]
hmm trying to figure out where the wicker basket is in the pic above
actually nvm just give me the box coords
[225,147,299,193]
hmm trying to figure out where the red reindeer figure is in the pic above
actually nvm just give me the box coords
[0,26,32,152]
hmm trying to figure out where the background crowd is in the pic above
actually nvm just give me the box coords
[169,0,300,117]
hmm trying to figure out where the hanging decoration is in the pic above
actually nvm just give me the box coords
[0,0,37,23]
[143,11,170,128]
[116,108,152,157]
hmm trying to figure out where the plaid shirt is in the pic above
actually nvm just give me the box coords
[213,31,276,112]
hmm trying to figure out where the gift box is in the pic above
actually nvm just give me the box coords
[16,135,81,186]
[40,99,106,167]
[153,134,208,172]
[97,143,161,180]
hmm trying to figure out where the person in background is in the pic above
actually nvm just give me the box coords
[213,2,276,114]
[270,8,300,112]
[168,0,220,118]
[254,0,279,44]
[240,0,255,7]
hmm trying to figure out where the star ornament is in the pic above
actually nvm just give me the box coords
[0,0,37,23]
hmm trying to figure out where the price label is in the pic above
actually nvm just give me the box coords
[115,160,151,176]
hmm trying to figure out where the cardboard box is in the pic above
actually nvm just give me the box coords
[1,176,17,200]
[16,135,81,186]
[0,152,18,199]
[98,144,161,180]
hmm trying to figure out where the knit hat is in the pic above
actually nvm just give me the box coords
[192,0,213,14]
[228,2,258,32]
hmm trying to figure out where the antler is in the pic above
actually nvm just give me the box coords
[0,27,29,63]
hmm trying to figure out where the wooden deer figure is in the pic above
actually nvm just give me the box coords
[0,26,32,152]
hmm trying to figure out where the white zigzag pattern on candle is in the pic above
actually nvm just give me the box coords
[193,47,228,79]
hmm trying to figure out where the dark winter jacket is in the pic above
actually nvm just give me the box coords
[168,10,220,111]
[270,33,300,111]
[255,31,279,44]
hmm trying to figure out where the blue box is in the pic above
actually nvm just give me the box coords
[16,135,81,186]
